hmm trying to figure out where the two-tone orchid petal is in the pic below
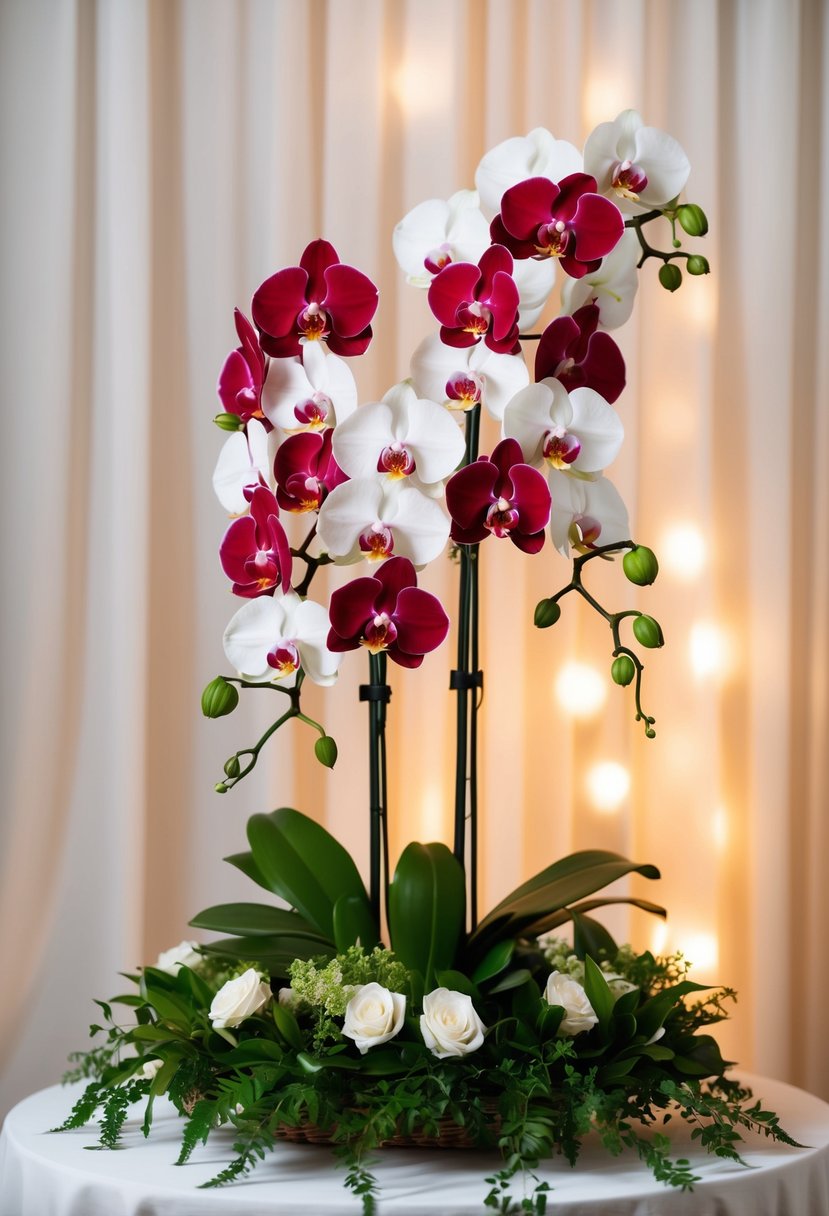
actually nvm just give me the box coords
[252,239,379,359]
[274,430,346,513]
[409,334,529,423]
[261,340,358,434]
[392,190,490,287]
[504,380,623,475]
[223,591,340,687]
[475,127,583,219]
[217,309,268,424]
[428,245,520,354]
[318,479,450,567]
[548,469,629,557]
[491,175,624,279]
[535,304,626,403]
[560,229,640,330]
[212,419,273,515]
[219,486,292,597]
[584,110,690,212]
[331,381,464,497]
[327,556,449,668]
[445,437,551,554]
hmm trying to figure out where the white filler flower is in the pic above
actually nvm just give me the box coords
[420,988,487,1059]
[209,968,272,1029]
[342,982,406,1054]
[543,970,599,1036]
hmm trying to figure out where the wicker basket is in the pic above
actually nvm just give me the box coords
[273,1104,501,1150]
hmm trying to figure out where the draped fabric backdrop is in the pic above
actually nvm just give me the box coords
[1,0,827,1117]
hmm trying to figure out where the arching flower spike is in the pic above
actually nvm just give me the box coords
[445,437,551,554]
[535,304,626,403]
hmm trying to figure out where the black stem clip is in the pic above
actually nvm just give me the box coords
[449,670,484,691]
[359,684,392,703]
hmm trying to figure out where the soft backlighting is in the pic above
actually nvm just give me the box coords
[583,77,633,133]
[555,662,607,717]
[689,621,730,679]
[712,806,728,851]
[661,523,707,580]
[420,784,445,841]
[586,761,630,812]
[681,932,719,973]
[390,59,452,119]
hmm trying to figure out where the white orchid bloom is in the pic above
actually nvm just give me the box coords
[223,590,340,687]
[317,479,450,568]
[212,418,273,516]
[475,127,583,219]
[332,381,464,498]
[561,229,640,331]
[504,380,623,475]
[392,189,490,287]
[548,469,630,557]
[262,340,358,433]
[513,257,557,330]
[584,110,690,213]
[409,334,529,423]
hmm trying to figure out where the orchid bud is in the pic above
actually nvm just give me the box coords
[645,726,656,738]
[623,546,659,586]
[611,655,636,686]
[214,782,229,794]
[202,676,239,718]
[632,614,664,648]
[214,412,245,432]
[687,255,710,276]
[534,598,561,629]
[677,204,709,237]
[658,264,682,292]
[224,756,241,779]
[314,735,338,769]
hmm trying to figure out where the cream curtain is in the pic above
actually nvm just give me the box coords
[1,0,827,1116]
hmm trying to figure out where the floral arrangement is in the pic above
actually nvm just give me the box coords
[57,112,796,1213]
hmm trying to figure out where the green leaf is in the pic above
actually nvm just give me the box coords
[221,1040,284,1065]
[201,933,334,974]
[636,980,710,1041]
[247,809,369,939]
[488,968,532,995]
[224,850,272,893]
[332,893,379,952]
[296,1051,360,1074]
[597,1057,639,1085]
[388,842,465,987]
[572,911,618,960]
[190,902,322,939]
[471,940,515,985]
[358,1049,410,1076]
[272,1003,304,1050]
[435,970,479,998]
[583,956,615,1030]
[524,895,667,938]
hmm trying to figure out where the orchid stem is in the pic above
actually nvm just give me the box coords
[366,651,390,927]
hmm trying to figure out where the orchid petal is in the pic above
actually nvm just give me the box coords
[261,355,314,430]
[217,349,255,414]
[251,267,308,348]
[548,470,630,556]
[374,555,418,615]
[509,463,552,533]
[328,576,382,643]
[332,401,397,480]
[393,586,449,655]
[514,257,556,329]
[212,420,271,515]
[409,335,529,423]
[475,128,582,218]
[499,176,560,242]
[317,479,385,561]
[223,595,287,681]
[633,125,691,209]
[428,262,482,326]
[219,516,257,583]
[445,459,499,530]
[565,387,624,472]
[569,193,624,263]
[503,380,571,466]
[322,264,379,336]
[561,229,640,330]
[300,239,340,301]
[399,396,465,485]
[382,483,451,567]
[293,598,341,686]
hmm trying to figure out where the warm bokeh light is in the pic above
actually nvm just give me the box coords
[586,761,631,812]
[651,920,669,955]
[419,784,446,843]
[661,522,707,580]
[677,276,719,335]
[583,76,632,133]
[689,621,731,680]
[680,932,719,974]
[712,805,729,852]
[390,58,452,118]
[555,662,607,718]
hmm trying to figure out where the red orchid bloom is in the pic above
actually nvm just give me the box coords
[427,245,520,355]
[217,309,268,425]
[219,485,292,598]
[274,430,347,513]
[445,437,551,554]
[327,557,449,669]
[490,173,623,279]
[535,304,626,403]
[251,239,379,359]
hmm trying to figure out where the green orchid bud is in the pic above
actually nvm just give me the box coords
[623,545,659,586]
[658,263,682,292]
[611,655,636,686]
[632,614,664,648]
[214,412,244,432]
[645,726,656,739]
[314,735,338,769]
[223,755,241,779]
[677,203,709,237]
[201,676,239,718]
[214,782,229,794]
[534,598,561,629]
[687,254,710,276]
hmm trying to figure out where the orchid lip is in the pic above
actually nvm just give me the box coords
[611,158,648,201]
[543,428,581,468]
[424,243,453,275]
[445,372,483,409]
[266,641,300,676]
[485,497,519,536]
[359,523,394,561]
[378,443,416,479]
[294,392,332,428]
[360,611,398,654]
[569,513,603,552]
[297,303,329,340]
[534,221,570,258]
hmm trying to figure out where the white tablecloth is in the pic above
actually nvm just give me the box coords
[2,1074,828,1214]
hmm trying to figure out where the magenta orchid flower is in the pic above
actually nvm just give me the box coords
[327,557,449,669]
[445,437,551,554]
[274,430,347,513]
[251,239,379,359]
[217,309,268,424]
[427,245,520,355]
[535,304,626,403]
[490,174,623,279]
[219,485,292,598]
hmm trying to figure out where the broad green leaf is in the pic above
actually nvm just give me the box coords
[297,1051,360,1074]
[224,850,272,892]
[435,970,479,998]
[597,1057,638,1085]
[523,896,667,939]
[613,988,641,1018]
[332,893,379,952]
[221,1040,284,1065]
[190,902,322,939]
[175,964,215,1009]
[247,809,369,939]
[572,911,618,960]
[388,842,465,987]
[537,1003,565,1038]
[472,940,515,985]
[636,980,710,1040]
[488,968,532,995]
[201,933,334,975]
[272,1002,304,1050]
[359,1049,411,1076]
[583,956,615,1030]
[641,1043,675,1060]
[131,1025,182,1042]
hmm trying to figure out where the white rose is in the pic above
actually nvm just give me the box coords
[543,971,599,1036]
[155,940,201,974]
[140,1058,163,1081]
[420,988,486,1059]
[209,968,272,1029]
[342,983,406,1054]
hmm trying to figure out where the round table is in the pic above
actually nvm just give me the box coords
[2,1074,828,1214]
